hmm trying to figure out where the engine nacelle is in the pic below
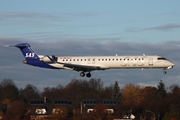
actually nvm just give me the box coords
[39,55,57,63]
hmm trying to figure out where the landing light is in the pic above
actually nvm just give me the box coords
[23,60,27,64]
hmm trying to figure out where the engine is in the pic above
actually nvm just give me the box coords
[39,55,57,63]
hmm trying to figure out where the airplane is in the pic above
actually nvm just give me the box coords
[10,43,175,77]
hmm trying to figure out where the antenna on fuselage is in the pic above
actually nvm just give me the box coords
[115,54,118,56]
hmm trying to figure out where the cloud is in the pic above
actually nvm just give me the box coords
[0,12,99,27]
[0,38,179,90]
[145,24,180,31]
[127,24,180,32]
[0,12,64,21]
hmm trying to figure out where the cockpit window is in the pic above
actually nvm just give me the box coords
[157,57,167,60]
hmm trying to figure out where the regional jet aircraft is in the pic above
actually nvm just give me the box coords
[11,43,175,77]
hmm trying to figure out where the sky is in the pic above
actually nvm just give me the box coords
[0,0,180,91]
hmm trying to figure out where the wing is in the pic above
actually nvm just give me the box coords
[42,55,105,72]
[58,62,104,72]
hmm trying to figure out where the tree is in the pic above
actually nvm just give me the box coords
[41,84,64,99]
[20,84,40,102]
[168,85,180,113]
[121,84,141,110]
[63,78,105,108]
[157,80,167,98]
[89,104,108,120]
[0,79,19,101]
[5,101,26,120]
[139,86,164,115]
[102,85,113,99]
[112,81,121,100]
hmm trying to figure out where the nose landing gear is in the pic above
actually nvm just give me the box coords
[163,71,167,74]
[163,69,167,74]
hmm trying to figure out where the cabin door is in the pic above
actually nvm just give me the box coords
[148,58,153,66]
[87,58,91,64]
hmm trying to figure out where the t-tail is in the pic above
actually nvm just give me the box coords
[13,43,56,69]
[15,43,39,65]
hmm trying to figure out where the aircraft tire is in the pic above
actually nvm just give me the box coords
[80,72,85,77]
[86,72,91,78]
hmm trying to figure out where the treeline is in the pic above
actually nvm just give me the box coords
[0,78,180,120]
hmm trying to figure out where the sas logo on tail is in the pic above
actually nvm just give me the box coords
[25,53,35,58]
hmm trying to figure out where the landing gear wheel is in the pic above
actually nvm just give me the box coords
[163,71,167,74]
[80,72,85,77]
[86,72,91,78]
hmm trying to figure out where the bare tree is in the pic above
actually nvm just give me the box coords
[0,79,19,101]
[41,84,64,99]
[5,101,26,120]
[20,84,40,102]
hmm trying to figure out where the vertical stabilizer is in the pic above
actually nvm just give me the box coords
[15,43,39,60]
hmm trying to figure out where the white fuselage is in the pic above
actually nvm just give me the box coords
[47,55,174,70]
[13,43,175,78]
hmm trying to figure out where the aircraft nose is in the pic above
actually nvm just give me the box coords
[171,62,175,67]
[169,61,175,66]
[167,61,175,69]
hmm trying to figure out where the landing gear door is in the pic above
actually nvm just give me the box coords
[148,58,153,66]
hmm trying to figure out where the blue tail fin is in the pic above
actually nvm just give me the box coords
[15,43,39,60]
[14,43,57,69]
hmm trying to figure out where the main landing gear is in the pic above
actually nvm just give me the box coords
[80,72,91,78]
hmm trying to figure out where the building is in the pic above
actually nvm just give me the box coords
[81,99,117,114]
[29,98,72,120]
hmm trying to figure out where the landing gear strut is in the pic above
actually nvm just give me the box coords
[80,72,91,78]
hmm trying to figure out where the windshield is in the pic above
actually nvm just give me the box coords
[157,57,167,60]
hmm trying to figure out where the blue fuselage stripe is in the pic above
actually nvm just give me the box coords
[26,60,58,69]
